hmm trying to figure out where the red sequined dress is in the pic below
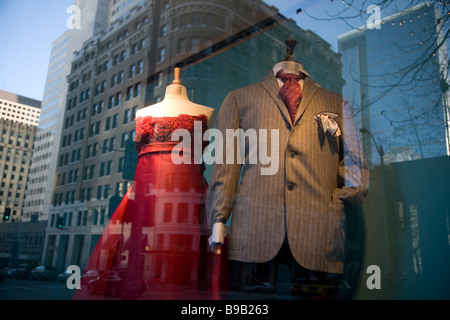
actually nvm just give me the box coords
[73,114,228,300]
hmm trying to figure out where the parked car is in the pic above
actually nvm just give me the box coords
[290,278,338,298]
[88,271,123,296]
[0,269,6,282]
[29,266,57,281]
[87,271,147,297]
[244,282,274,294]
[80,269,100,285]
[1,268,16,279]
[57,267,74,282]
[12,264,31,279]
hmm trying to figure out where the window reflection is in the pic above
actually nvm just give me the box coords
[1,0,449,302]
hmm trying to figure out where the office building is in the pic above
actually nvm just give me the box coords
[338,2,450,167]
[0,90,41,223]
[22,0,110,222]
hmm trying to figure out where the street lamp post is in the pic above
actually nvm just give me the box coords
[360,127,390,275]
[360,128,384,166]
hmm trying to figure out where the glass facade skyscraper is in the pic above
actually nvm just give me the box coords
[22,0,110,222]
[338,2,449,167]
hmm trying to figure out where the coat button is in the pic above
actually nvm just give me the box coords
[287,184,295,191]
[286,123,291,130]
[289,151,296,159]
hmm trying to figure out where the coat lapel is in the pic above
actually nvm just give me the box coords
[293,76,320,126]
[260,71,292,126]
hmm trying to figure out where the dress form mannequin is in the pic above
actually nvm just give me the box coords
[73,68,225,300]
[136,67,216,128]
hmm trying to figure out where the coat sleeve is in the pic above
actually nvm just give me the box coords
[206,91,243,232]
[333,99,370,208]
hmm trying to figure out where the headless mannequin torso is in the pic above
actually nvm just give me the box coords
[209,47,311,249]
[136,67,216,128]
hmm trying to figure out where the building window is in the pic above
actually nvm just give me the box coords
[158,48,165,62]
[100,208,105,225]
[92,210,98,225]
[131,43,138,55]
[187,65,198,78]
[157,72,163,87]
[106,160,113,176]
[193,13,202,26]
[118,71,124,84]
[160,25,167,37]
[121,132,129,148]
[77,211,82,226]
[124,109,131,124]
[177,203,189,223]
[118,157,124,173]
[177,38,186,54]
[102,140,108,154]
[164,203,173,222]
[126,86,133,100]
[129,64,136,78]
[104,184,110,199]
[190,37,200,53]
[99,162,105,177]
[180,14,190,27]
[108,96,114,109]
[95,83,101,96]
[202,63,213,79]
[109,137,116,151]
[115,92,121,106]
[134,83,141,98]
[112,114,118,128]
[105,117,111,131]
[132,106,138,120]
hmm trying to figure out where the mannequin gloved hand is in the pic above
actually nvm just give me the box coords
[208,222,229,252]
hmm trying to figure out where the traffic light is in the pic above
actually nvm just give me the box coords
[3,208,11,221]
[56,216,64,229]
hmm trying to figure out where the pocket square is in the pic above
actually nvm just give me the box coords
[314,112,342,137]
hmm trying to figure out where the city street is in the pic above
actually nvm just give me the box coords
[0,278,74,300]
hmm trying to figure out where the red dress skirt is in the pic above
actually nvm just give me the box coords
[73,115,228,300]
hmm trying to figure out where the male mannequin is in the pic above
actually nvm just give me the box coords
[207,55,369,296]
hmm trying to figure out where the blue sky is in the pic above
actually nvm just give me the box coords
[0,0,385,101]
[0,0,73,100]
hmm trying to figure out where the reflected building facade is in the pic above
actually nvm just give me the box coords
[0,90,42,268]
[338,2,450,167]
[0,90,41,222]
[338,3,450,299]
[22,0,110,223]
[43,0,344,278]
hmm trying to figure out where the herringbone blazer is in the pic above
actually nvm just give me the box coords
[206,71,369,274]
